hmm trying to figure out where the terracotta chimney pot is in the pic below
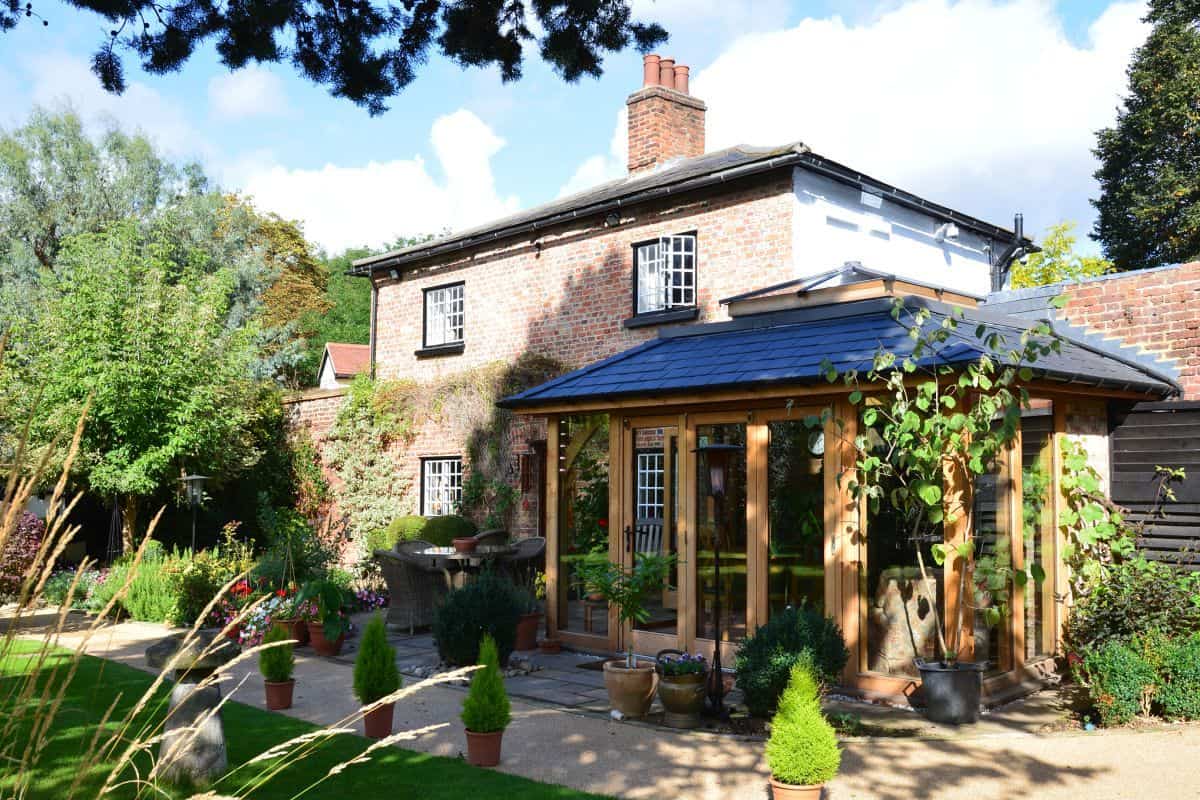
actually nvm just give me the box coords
[642,54,661,87]
[658,58,676,89]
[673,64,690,94]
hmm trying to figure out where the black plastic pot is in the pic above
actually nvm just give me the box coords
[915,659,986,724]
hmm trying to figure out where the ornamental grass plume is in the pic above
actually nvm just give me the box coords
[765,658,841,787]
[461,634,511,733]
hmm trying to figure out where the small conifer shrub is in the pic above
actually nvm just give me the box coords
[765,658,841,787]
[353,613,400,704]
[461,634,511,733]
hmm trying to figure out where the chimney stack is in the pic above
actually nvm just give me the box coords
[627,53,706,174]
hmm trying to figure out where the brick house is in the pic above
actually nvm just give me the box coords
[291,55,1196,702]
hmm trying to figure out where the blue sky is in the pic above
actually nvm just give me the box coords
[0,1,1146,254]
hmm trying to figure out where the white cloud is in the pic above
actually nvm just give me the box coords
[208,65,289,119]
[18,51,207,161]
[557,107,627,197]
[565,0,1148,245]
[238,109,521,252]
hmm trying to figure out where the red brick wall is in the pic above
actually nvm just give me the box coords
[283,388,345,446]
[626,86,706,174]
[1061,262,1200,400]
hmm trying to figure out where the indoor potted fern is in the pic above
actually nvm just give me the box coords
[260,625,296,710]
[461,633,511,767]
[765,659,841,799]
[354,613,401,739]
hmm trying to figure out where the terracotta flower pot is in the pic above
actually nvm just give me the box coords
[769,777,824,800]
[264,679,295,710]
[273,618,310,646]
[657,671,706,729]
[306,621,345,657]
[515,612,542,651]
[453,537,478,554]
[539,637,562,654]
[465,729,504,767]
[602,659,657,718]
[363,702,395,739]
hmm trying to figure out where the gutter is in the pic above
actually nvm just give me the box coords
[350,148,1030,277]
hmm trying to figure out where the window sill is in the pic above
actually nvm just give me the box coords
[415,342,465,358]
[622,307,699,329]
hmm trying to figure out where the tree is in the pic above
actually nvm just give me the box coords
[2,1,667,116]
[1093,1,1200,270]
[1009,222,1113,288]
[17,222,265,549]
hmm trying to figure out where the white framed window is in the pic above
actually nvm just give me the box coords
[423,283,465,348]
[421,457,463,516]
[634,233,696,314]
[636,451,665,520]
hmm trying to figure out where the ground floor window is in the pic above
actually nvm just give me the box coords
[421,457,463,516]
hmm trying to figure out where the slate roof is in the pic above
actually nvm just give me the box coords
[500,297,1180,409]
[351,145,1029,275]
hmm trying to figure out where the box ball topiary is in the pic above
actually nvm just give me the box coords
[1159,633,1200,721]
[367,515,430,553]
[461,634,511,733]
[1079,637,1156,726]
[765,658,841,787]
[734,604,849,717]
[433,571,522,666]
[259,625,295,683]
[422,515,478,547]
[354,613,401,705]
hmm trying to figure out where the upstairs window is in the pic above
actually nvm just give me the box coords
[423,282,465,349]
[421,457,463,516]
[634,234,697,315]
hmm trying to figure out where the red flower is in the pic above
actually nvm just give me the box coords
[598,519,608,529]
[276,588,288,598]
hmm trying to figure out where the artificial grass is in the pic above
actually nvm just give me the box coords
[0,641,606,799]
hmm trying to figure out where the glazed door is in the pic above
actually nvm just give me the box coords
[621,416,687,657]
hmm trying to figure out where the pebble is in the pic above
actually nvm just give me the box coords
[400,656,542,683]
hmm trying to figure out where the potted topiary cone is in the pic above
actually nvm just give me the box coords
[461,633,511,767]
[260,625,296,710]
[354,613,401,739]
[765,658,841,800]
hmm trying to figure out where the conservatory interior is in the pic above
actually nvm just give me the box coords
[500,273,1180,703]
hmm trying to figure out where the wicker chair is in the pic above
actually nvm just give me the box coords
[374,540,447,635]
[500,535,546,586]
[473,529,509,548]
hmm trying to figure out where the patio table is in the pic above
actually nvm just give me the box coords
[415,545,516,588]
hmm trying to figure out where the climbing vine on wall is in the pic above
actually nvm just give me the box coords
[326,352,566,550]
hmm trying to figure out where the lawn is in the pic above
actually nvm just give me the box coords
[0,641,606,799]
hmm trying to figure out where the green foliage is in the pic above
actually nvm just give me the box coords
[577,553,674,666]
[433,571,523,667]
[259,625,295,683]
[1066,557,1200,654]
[296,579,349,640]
[422,515,478,547]
[1159,634,1200,721]
[367,515,429,553]
[460,472,520,531]
[461,634,511,734]
[166,529,256,626]
[1079,638,1157,726]
[828,298,1060,659]
[353,614,400,705]
[253,505,337,589]
[764,659,841,786]
[1009,222,1112,288]
[1093,2,1200,270]
[734,605,850,717]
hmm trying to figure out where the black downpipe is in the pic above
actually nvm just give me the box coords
[990,213,1029,293]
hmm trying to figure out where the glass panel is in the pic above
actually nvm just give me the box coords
[425,284,465,346]
[1022,399,1055,659]
[422,457,462,516]
[636,241,663,313]
[695,423,748,642]
[556,415,610,636]
[864,422,945,677]
[767,420,825,617]
[972,435,1013,672]
[632,426,680,635]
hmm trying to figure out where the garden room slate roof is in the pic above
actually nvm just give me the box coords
[499,297,1180,409]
